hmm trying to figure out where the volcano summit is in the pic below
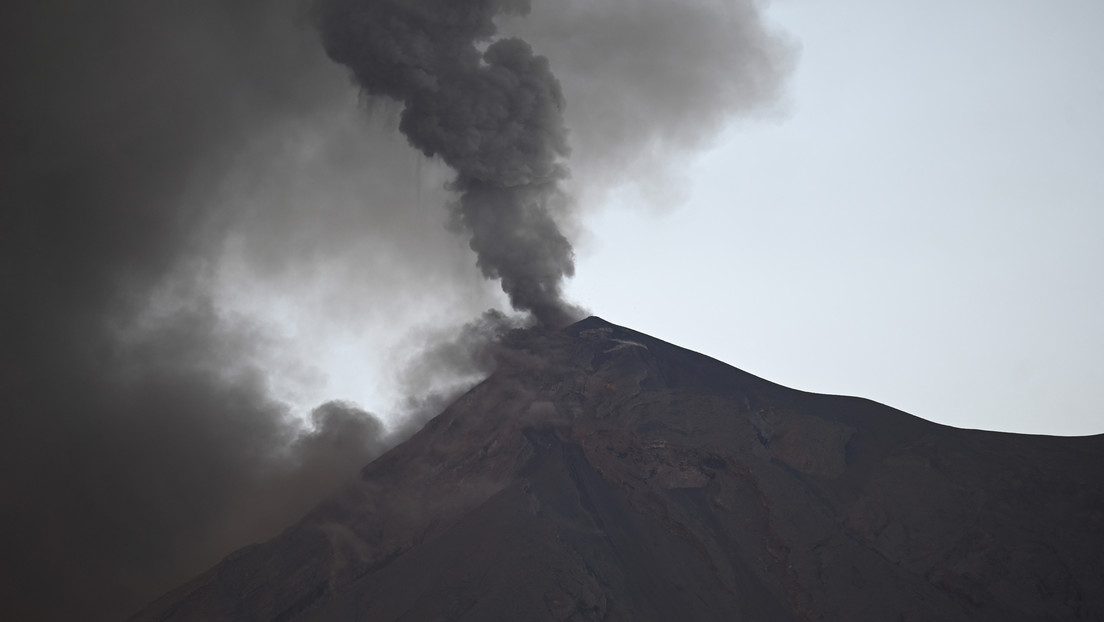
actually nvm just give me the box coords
[133,317,1104,621]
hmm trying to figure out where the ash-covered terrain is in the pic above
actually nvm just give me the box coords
[133,317,1104,621]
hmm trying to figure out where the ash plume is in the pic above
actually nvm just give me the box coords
[317,0,583,327]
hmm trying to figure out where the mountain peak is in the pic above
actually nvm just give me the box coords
[133,319,1104,621]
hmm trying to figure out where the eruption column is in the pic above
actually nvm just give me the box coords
[319,0,581,327]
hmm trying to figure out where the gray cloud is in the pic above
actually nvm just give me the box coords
[500,0,797,207]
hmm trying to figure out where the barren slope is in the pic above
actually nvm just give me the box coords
[133,317,1104,621]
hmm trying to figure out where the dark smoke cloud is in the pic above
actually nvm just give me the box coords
[0,0,794,620]
[0,1,397,619]
[317,0,584,327]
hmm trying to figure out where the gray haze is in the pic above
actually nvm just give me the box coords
[0,0,793,619]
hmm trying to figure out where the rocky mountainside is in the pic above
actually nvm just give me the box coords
[132,317,1104,621]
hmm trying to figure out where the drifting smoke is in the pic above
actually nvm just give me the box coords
[499,0,797,207]
[0,0,793,620]
[0,2,395,620]
[393,309,530,435]
[317,0,583,327]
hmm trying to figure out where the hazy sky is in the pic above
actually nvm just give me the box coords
[567,0,1104,435]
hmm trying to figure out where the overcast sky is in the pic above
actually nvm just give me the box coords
[567,0,1104,436]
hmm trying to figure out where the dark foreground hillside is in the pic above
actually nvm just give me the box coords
[133,317,1104,621]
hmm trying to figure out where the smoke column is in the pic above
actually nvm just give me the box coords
[317,0,582,327]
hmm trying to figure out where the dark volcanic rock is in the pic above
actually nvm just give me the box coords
[132,317,1104,621]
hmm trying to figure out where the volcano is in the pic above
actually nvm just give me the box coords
[132,317,1104,621]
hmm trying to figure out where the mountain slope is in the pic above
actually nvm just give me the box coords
[132,316,1104,621]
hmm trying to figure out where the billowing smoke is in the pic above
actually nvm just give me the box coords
[317,0,583,327]
[0,1,396,619]
[0,0,793,620]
